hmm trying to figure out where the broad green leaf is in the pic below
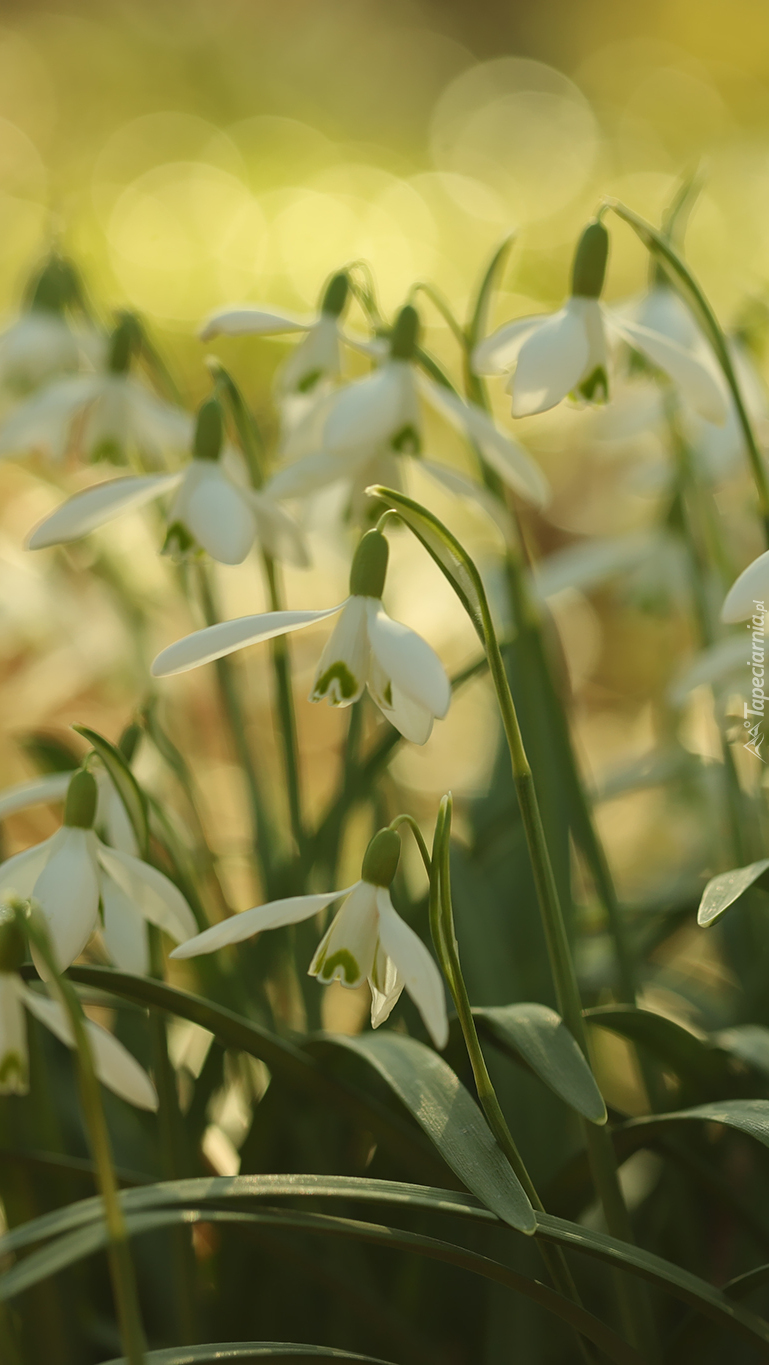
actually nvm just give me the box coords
[476,1003,607,1123]
[73,723,150,857]
[367,487,486,640]
[54,966,443,1183]
[697,860,769,927]
[103,1347,396,1365]
[466,234,515,354]
[585,1005,731,1091]
[325,1031,535,1233]
[0,1205,642,1365]
[624,1099,769,1152]
[714,1025,769,1080]
[4,1173,769,1354]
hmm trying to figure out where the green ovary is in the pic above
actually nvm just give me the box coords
[317,949,360,985]
[313,661,358,702]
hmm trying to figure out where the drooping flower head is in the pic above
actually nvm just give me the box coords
[473,218,728,425]
[26,392,308,568]
[0,252,101,395]
[268,301,549,515]
[0,767,196,975]
[0,310,192,466]
[171,825,448,1048]
[0,904,157,1109]
[201,270,351,398]
[152,527,451,744]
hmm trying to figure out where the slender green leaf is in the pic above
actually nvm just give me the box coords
[4,1173,769,1353]
[715,1025,769,1080]
[324,1032,535,1233]
[103,1347,396,1365]
[624,1099,769,1151]
[697,860,769,928]
[466,234,515,352]
[50,966,445,1182]
[0,1205,642,1365]
[72,723,150,857]
[585,1005,732,1091]
[476,1003,607,1123]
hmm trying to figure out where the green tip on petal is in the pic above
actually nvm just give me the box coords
[194,397,224,461]
[389,304,420,361]
[571,220,609,299]
[321,272,349,318]
[362,827,401,887]
[107,313,142,373]
[0,904,27,973]
[64,769,98,829]
[349,529,389,598]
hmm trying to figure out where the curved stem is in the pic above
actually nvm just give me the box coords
[262,554,304,850]
[409,282,467,350]
[389,813,432,878]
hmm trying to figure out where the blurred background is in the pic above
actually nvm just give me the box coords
[0,0,766,1061]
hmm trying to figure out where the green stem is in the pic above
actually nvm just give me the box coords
[24,910,147,1365]
[195,562,277,893]
[262,554,304,850]
[606,199,769,548]
[430,796,598,1365]
[389,813,432,877]
[409,282,467,349]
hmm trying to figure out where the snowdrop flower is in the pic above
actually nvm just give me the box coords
[0,769,197,974]
[26,396,308,568]
[267,304,549,510]
[152,528,450,745]
[0,312,192,465]
[201,272,350,397]
[721,552,769,623]
[472,219,728,424]
[0,906,157,1108]
[0,758,151,975]
[171,827,448,1048]
[0,254,101,394]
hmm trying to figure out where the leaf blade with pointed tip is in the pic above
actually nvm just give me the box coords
[476,1003,607,1123]
[697,860,769,927]
[72,724,150,858]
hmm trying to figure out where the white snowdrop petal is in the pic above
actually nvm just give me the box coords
[0,773,70,821]
[31,828,101,970]
[279,316,340,392]
[311,597,369,707]
[171,888,355,958]
[376,684,435,745]
[151,604,344,677]
[511,305,591,417]
[366,603,450,718]
[20,985,158,1111]
[0,375,101,459]
[324,362,415,453]
[721,551,769,623]
[200,308,308,341]
[611,317,728,425]
[99,777,139,857]
[267,451,366,501]
[101,879,149,976]
[96,844,196,943]
[471,315,545,376]
[0,834,57,901]
[0,975,28,1094]
[375,888,448,1049]
[250,492,311,568]
[27,473,183,550]
[183,465,256,565]
[369,948,403,1028]
[309,882,379,986]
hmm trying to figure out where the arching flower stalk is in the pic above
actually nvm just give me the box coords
[0,768,196,974]
[472,218,729,423]
[26,395,309,568]
[152,528,451,744]
[171,827,448,1048]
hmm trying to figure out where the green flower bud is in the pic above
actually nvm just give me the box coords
[64,769,98,829]
[107,314,142,374]
[321,272,348,318]
[362,828,401,887]
[389,305,420,361]
[194,397,224,462]
[571,220,609,300]
[349,529,389,598]
[0,904,27,973]
[27,255,81,315]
